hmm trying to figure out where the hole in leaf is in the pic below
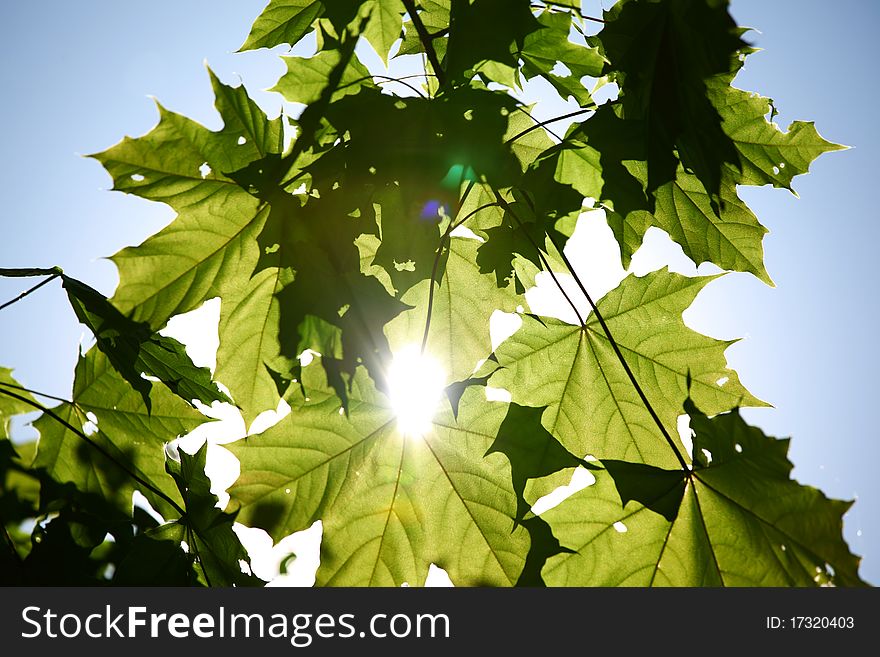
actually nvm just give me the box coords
[130,173,145,182]
[484,387,511,403]
[550,61,572,77]
[83,411,99,436]
[701,448,713,464]
[734,443,743,453]
[199,162,211,178]
[237,136,247,145]
[613,521,628,533]
[716,376,729,386]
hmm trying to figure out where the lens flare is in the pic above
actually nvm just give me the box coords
[387,345,447,438]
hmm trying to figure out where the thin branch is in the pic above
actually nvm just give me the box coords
[0,387,186,516]
[493,192,586,326]
[402,0,447,87]
[0,380,78,407]
[506,107,592,146]
[531,1,606,23]
[0,273,60,312]
[337,74,430,98]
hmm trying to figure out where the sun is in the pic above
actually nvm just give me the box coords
[386,345,447,438]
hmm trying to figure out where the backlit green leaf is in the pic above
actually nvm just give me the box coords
[491,269,764,468]
[542,400,866,587]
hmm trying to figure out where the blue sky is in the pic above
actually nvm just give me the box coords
[1,1,877,584]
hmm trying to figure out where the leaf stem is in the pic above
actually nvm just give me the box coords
[0,272,61,312]
[0,387,186,516]
[0,380,78,407]
[337,73,437,98]
[493,192,586,326]
[506,108,592,146]
[531,1,606,23]
[402,0,447,88]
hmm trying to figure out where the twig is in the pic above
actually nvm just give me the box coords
[402,0,447,87]
[506,108,592,146]
[0,272,61,312]
[531,1,606,23]
[493,192,586,326]
[0,380,78,407]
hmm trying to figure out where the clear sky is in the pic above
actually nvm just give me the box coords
[1,0,877,584]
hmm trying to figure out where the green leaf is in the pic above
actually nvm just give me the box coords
[0,368,35,440]
[707,77,846,191]
[61,274,230,408]
[486,403,586,523]
[385,237,521,385]
[32,348,205,518]
[398,0,450,61]
[505,107,557,173]
[520,10,604,106]
[446,0,542,84]
[239,0,324,52]
[319,87,523,189]
[166,443,264,587]
[250,187,409,408]
[90,69,283,329]
[542,401,866,587]
[215,267,296,426]
[554,130,603,200]
[609,164,772,283]
[362,0,405,64]
[597,0,745,200]
[113,522,199,586]
[272,48,374,105]
[228,362,530,586]
[491,269,764,468]
[0,439,41,536]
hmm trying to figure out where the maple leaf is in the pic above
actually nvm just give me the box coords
[90,69,284,329]
[228,361,530,586]
[491,269,765,469]
[32,348,205,518]
[541,399,866,587]
[384,237,521,386]
[597,0,745,201]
